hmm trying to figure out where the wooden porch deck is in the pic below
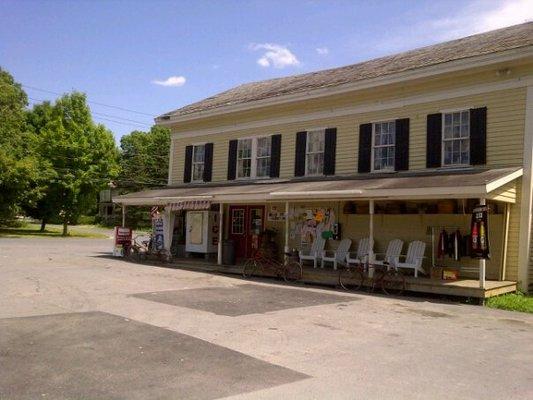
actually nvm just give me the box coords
[164,258,517,300]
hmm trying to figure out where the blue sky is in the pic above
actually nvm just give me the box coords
[1,0,532,141]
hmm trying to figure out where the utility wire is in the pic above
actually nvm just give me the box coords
[27,97,152,129]
[91,111,151,126]
[23,84,157,117]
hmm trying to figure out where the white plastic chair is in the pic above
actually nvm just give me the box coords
[299,236,326,268]
[321,239,352,270]
[373,239,404,269]
[346,237,372,266]
[392,240,426,277]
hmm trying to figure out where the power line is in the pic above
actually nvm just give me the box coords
[27,97,152,129]
[22,84,157,117]
[91,111,151,126]
[92,115,150,128]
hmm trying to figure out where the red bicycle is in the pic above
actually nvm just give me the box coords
[242,250,303,282]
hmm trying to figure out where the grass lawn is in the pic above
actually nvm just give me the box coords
[0,223,110,239]
[486,292,533,314]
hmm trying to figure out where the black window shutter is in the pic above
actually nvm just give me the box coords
[394,118,410,171]
[269,134,282,178]
[323,128,337,175]
[426,113,442,168]
[183,145,193,183]
[294,131,307,177]
[227,140,238,180]
[358,124,372,173]
[203,143,213,182]
[470,107,487,165]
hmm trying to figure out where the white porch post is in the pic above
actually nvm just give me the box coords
[479,198,486,289]
[284,201,290,254]
[217,203,224,265]
[369,200,375,277]
[121,205,126,227]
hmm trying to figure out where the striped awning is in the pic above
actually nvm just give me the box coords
[169,200,211,211]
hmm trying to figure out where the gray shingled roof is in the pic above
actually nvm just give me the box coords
[158,22,533,120]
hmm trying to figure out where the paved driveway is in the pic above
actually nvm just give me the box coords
[0,237,532,399]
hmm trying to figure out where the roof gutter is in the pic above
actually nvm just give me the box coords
[155,46,533,125]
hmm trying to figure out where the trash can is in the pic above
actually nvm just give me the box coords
[222,239,235,265]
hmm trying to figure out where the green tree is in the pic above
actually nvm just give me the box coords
[119,125,170,190]
[28,92,119,235]
[0,68,41,222]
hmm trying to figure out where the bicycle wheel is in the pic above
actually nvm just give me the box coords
[283,261,303,282]
[381,269,406,296]
[339,267,365,291]
[242,259,258,278]
[160,249,172,263]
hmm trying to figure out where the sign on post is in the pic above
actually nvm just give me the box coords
[470,204,490,259]
[152,216,165,251]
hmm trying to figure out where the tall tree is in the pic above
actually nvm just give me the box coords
[119,125,170,190]
[0,68,41,222]
[28,92,119,235]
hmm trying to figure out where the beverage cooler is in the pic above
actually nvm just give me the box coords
[185,211,219,255]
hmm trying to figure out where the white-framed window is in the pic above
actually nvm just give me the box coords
[305,129,325,176]
[191,144,205,182]
[442,110,470,166]
[372,121,396,172]
[237,136,271,179]
[255,136,271,178]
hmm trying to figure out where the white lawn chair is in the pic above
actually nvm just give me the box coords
[392,240,426,277]
[299,236,326,268]
[321,239,352,270]
[346,237,372,267]
[373,239,404,269]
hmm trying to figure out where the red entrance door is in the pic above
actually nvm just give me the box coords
[228,205,265,259]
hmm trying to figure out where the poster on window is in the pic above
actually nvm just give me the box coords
[267,206,286,221]
[470,204,490,259]
[298,207,337,245]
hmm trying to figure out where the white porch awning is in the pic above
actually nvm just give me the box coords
[113,167,523,206]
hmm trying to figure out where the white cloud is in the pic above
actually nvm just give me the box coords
[250,43,300,68]
[316,47,329,55]
[429,0,533,40]
[373,0,533,54]
[152,76,186,87]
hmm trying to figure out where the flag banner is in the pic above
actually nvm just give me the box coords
[470,204,490,259]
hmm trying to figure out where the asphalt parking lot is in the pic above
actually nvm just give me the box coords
[1,237,532,399]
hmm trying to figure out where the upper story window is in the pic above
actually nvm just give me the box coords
[237,136,271,179]
[305,129,325,175]
[442,110,470,166]
[372,121,395,172]
[191,144,205,182]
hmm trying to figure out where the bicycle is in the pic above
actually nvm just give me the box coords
[125,234,171,263]
[242,250,303,282]
[339,261,406,295]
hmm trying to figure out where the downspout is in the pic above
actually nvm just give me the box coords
[501,203,510,281]
[517,85,533,291]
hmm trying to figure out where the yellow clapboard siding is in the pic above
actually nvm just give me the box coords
[170,86,526,184]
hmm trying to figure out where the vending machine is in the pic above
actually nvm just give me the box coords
[185,211,219,255]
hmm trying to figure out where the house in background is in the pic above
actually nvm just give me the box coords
[98,188,119,224]
[114,22,533,297]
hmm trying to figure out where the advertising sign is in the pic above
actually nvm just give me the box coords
[152,216,165,251]
[470,204,490,259]
[113,226,132,257]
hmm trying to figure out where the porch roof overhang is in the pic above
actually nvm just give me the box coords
[112,167,522,206]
